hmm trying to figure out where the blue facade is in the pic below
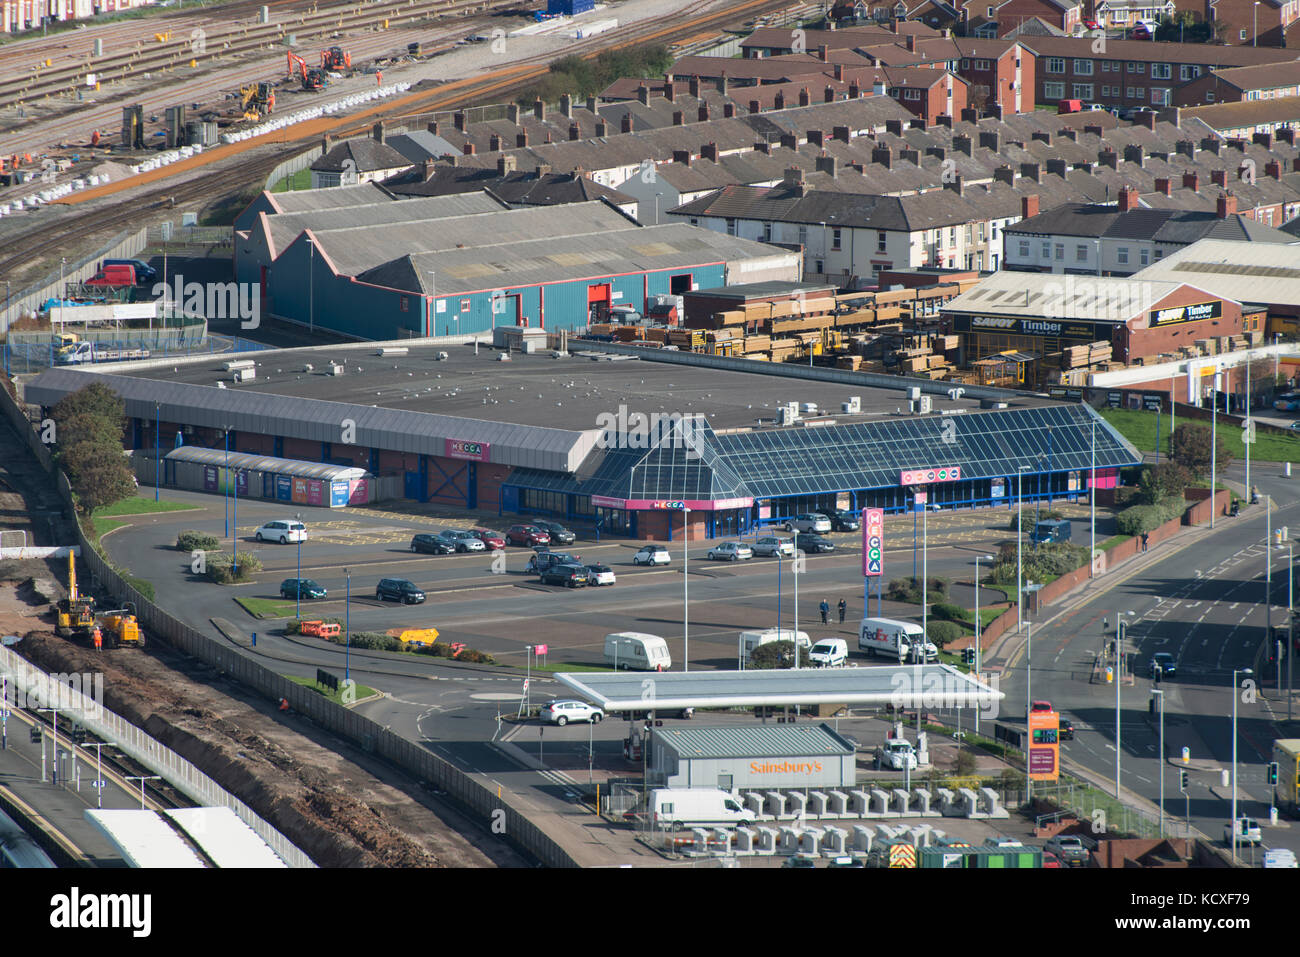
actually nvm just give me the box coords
[548,0,595,14]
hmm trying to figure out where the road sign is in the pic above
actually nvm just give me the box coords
[862,508,884,577]
[522,679,530,692]
[1243,419,1256,445]
[535,644,548,656]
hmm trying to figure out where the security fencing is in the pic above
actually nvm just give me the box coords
[3,335,270,374]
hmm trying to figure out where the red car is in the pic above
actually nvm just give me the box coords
[1130,23,1152,38]
[506,524,550,547]
[472,528,506,550]
[1082,17,1100,29]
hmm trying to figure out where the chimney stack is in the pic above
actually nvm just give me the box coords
[497,154,517,176]
[1254,131,1274,150]
[872,146,893,168]
[906,34,916,52]
[489,133,502,151]
[835,63,844,81]
[833,125,850,143]
[1182,170,1199,191]
[961,107,978,124]
[1154,177,1172,196]
[699,103,710,121]
[665,81,676,102]
[849,80,861,98]
[724,102,736,118]
[454,111,466,132]
[372,121,385,144]
[463,142,475,155]
[825,85,835,103]
[1021,194,1039,219]
[775,90,786,109]
[586,95,597,113]
[1266,159,1282,179]
[702,142,718,162]
[621,113,633,133]
[1118,185,1139,211]
[749,99,761,114]
[1217,191,1237,218]
[637,84,650,106]
[808,129,825,147]
[798,86,811,106]
[426,121,439,136]
[1099,147,1118,169]
[1137,110,1157,130]
[596,118,608,136]
[779,132,797,150]
[422,157,434,181]
[1211,168,1228,187]
[673,149,691,166]
[560,93,572,117]
[718,74,728,95]
[569,122,581,141]
[516,131,528,148]
[507,104,520,124]
[995,165,1015,186]
[534,99,545,121]
[688,76,700,98]
[953,133,973,156]
[1019,161,1042,183]
[815,153,838,177]
[672,110,684,126]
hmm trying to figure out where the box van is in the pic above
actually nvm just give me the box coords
[605,632,672,671]
[1031,519,1072,544]
[103,258,157,283]
[859,617,938,662]
[85,263,137,287]
[1057,98,1083,114]
[809,637,848,667]
[739,628,811,666]
[649,788,754,829]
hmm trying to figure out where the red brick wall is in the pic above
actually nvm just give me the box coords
[1120,291,1243,363]
[476,463,512,511]
[636,510,709,541]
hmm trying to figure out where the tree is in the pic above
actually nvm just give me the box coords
[51,383,133,514]
[747,641,809,669]
[1137,461,1194,505]
[1171,422,1231,477]
[71,459,137,513]
[51,382,125,433]
[969,84,990,112]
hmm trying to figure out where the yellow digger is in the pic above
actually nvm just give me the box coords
[55,552,95,640]
[238,81,276,122]
[97,603,145,649]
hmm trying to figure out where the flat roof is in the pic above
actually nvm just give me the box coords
[653,723,856,759]
[165,808,289,868]
[1131,239,1300,307]
[554,665,1003,710]
[84,810,207,868]
[943,271,1193,322]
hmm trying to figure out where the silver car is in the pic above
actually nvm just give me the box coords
[752,536,795,557]
[540,699,604,726]
[438,529,486,552]
[786,513,832,534]
[707,542,753,562]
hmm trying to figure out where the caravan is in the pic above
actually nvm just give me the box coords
[739,628,811,666]
[858,617,938,662]
[604,632,672,671]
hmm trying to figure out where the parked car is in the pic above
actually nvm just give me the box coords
[540,699,603,725]
[799,535,836,554]
[1031,700,1054,712]
[1225,817,1262,845]
[632,544,671,566]
[376,578,425,604]
[534,521,575,545]
[527,550,579,574]
[410,533,456,555]
[831,509,860,532]
[752,536,795,557]
[826,855,865,868]
[1081,17,1100,29]
[809,638,848,667]
[586,564,616,586]
[1129,22,1152,38]
[878,739,918,770]
[472,528,506,550]
[540,563,589,587]
[254,519,307,544]
[506,524,550,547]
[786,513,832,534]
[707,542,753,562]
[1044,835,1090,866]
[279,578,326,600]
[1149,652,1177,678]
[437,529,485,552]
[783,854,818,869]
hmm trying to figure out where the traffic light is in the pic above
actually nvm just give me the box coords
[1148,696,1156,715]
[1180,770,1189,790]
[1269,762,1280,786]
[962,647,976,666]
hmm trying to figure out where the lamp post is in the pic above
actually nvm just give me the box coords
[154,401,160,502]
[792,527,800,669]
[36,707,58,784]
[1210,374,1217,529]
[84,741,116,809]
[1018,465,1030,633]
[1281,541,1294,723]
[974,553,993,737]
[1254,0,1260,46]
[295,511,303,620]
[307,237,315,335]
[1090,409,1096,577]
[223,427,230,537]
[344,567,351,684]
[1025,619,1032,799]
[1114,610,1134,799]
[1230,667,1254,861]
[125,775,160,810]
[1154,688,1165,837]
[1245,355,1251,497]
[683,506,690,672]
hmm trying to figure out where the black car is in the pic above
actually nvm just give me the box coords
[527,550,579,573]
[410,533,456,555]
[539,563,589,587]
[1059,720,1075,741]
[1149,653,1177,678]
[376,578,426,604]
[800,535,836,554]
[280,578,327,600]
[831,510,860,532]
[534,520,576,545]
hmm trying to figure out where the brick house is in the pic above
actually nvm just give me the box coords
[954,38,1036,113]
[994,0,1083,35]
[1175,60,1300,106]
[1208,0,1300,46]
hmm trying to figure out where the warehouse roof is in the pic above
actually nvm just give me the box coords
[652,723,856,759]
[942,270,1189,319]
[1131,239,1300,305]
[259,182,390,213]
[555,665,1002,710]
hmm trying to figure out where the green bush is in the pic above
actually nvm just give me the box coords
[1028,543,1089,578]
[1115,495,1185,536]
[955,748,977,776]
[123,574,155,603]
[204,551,262,584]
[346,631,403,652]
[177,530,220,551]
[886,576,949,604]
[746,641,808,669]
[930,602,970,623]
[1008,509,1063,531]
[926,620,963,648]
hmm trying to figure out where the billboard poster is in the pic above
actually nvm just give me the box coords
[349,478,369,505]
[991,477,1006,499]
[276,475,292,501]
[204,465,218,492]
[330,481,349,508]
[292,477,310,504]
[862,508,884,577]
[1028,709,1061,782]
[900,466,961,486]
[307,480,324,507]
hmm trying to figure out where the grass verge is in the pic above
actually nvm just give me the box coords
[499,660,613,674]
[92,496,200,517]
[285,673,377,705]
[236,596,300,619]
[1101,407,1300,463]
[90,516,129,541]
[270,168,312,192]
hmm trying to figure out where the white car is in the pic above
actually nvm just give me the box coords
[254,519,307,544]
[809,638,847,667]
[878,739,918,770]
[751,536,795,557]
[586,564,616,586]
[540,699,604,726]
[786,513,832,534]
[1226,817,1262,845]
[707,542,752,562]
[632,544,671,566]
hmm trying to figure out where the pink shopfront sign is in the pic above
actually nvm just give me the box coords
[616,498,755,512]
[900,466,961,486]
[445,438,490,462]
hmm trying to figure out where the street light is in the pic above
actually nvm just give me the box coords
[1114,610,1135,799]
[974,553,993,737]
[154,401,160,502]
[223,427,230,537]
[1230,667,1254,861]
[1279,541,1294,723]
[683,506,690,673]
[1153,688,1165,837]
[1254,0,1260,46]
[1089,410,1096,577]
[344,567,352,684]
[1017,465,1031,633]
[792,527,800,670]
[36,707,58,784]
[295,511,303,620]
[307,236,315,336]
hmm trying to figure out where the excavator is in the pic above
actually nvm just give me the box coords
[321,46,351,71]
[55,552,95,640]
[287,51,326,92]
[96,602,145,649]
[238,81,275,121]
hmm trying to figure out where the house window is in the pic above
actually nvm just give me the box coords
[400,296,410,312]
[726,218,736,236]
[1019,239,1030,257]
[1155,248,1164,258]
[1151,63,1171,79]
[890,88,900,98]
[763,222,772,242]
[1241,29,1248,39]
[1180,64,1200,80]
[1073,84,1094,99]
[1151,88,1170,105]
[1117,247,1129,265]
[799,225,808,245]
[987,4,993,14]
[1131,87,1145,99]
[460,298,471,312]
[1047,57,1066,74]
[965,224,973,242]
[877,230,887,252]
[976,58,991,70]
[1042,241,1051,258]
[1140,248,1150,266]
[690,217,699,226]
[832,228,842,249]
[1076,244,1088,262]
[979,222,986,241]
[1074,59,1094,75]
[949,227,957,246]
[1127,61,1145,73]
[1206,92,1216,102]
[1044,82,1066,98]
[1055,242,1065,260]
[961,58,970,69]
[904,88,921,100]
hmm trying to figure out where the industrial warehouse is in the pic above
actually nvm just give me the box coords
[23,333,1141,540]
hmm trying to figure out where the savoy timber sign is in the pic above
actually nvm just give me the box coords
[1150,300,1222,327]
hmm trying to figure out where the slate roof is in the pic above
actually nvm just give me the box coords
[1006,201,1298,243]
[311,138,412,173]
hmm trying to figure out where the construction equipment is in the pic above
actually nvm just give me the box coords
[238,81,275,121]
[55,552,95,640]
[287,52,325,92]
[97,603,145,649]
[321,46,351,71]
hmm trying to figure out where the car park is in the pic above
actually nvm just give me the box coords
[527,550,579,573]
[254,519,307,544]
[799,534,836,554]
[1225,817,1262,845]
[586,564,616,586]
[707,542,752,562]
[534,521,575,545]
[506,524,550,546]
[539,563,589,587]
[540,699,603,725]
[751,536,794,557]
[1044,835,1090,865]
[831,509,860,532]
[410,533,456,555]
[472,528,507,550]
[375,578,425,604]
[632,544,671,565]
[1149,652,1177,678]
[786,513,832,534]
[437,529,485,552]
[280,578,326,600]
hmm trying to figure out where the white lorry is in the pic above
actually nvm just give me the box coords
[858,617,938,662]
[739,628,811,667]
[648,788,754,829]
[604,632,672,671]
[55,342,151,365]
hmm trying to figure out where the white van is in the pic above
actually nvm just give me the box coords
[649,788,754,829]
[739,628,811,666]
[858,617,939,662]
[809,637,848,667]
[605,632,672,671]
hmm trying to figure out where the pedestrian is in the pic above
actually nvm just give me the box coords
[1141,532,1149,552]
[838,598,847,623]
[820,598,829,624]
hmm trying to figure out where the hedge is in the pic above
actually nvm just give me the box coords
[204,551,262,584]
[930,602,970,623]
[1115,495,1185,536]
[926,620,963,647]
[177,530,220,552]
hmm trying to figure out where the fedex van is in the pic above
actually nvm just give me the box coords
[605,632,672,671]
[858,617,938,662]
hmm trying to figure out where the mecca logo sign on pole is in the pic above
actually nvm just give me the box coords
[862,508,884,577]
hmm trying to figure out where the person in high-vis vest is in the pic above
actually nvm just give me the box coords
[92,626,102,651]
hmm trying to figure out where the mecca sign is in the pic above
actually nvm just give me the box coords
[900,466,961,486]
[862,508,884,577]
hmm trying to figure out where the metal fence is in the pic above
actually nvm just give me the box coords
[264,145,324,192]
[1030,781,1196,840]
[1,228,148,334]
[146,225,232,245]
[3,336,270,375]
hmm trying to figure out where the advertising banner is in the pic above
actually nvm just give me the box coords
[291,477,309,505]
[901,466,961,486]
[276,474,292,501]
[307,480,324,507]
[349,478,370,505]
[1150,300,1221,327]
[445,438,490,462]
[203,465,218,492]
[330,481,349,508]
[862,508,884,577]
[1028,709,1061,782]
